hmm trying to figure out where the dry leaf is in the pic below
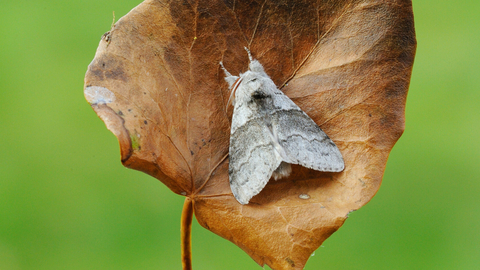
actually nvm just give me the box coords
[84,0,415,269]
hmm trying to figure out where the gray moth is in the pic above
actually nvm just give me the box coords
[221,48,344,205]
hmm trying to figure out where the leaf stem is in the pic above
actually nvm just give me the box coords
[181,197,193,270]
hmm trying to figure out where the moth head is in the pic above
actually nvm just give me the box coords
[237,71,273,101]
[244,73,262,91]
[221,51,273,109]
[227,72,266,109]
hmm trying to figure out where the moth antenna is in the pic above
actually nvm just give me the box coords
[219,61,232,76]
[220,61,239,87]
[244,47,253,62]
[243,47,266,74]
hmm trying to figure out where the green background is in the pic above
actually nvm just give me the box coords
[1,0,479,269]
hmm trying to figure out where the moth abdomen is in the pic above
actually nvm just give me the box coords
[272,162,292,180]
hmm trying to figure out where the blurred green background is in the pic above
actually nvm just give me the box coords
[1,0,479,269]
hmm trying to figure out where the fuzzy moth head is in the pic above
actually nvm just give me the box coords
[220,49,275,110]
[234,71,271,105]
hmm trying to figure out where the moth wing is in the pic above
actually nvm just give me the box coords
[272,93,344,172]
[229,119,283,205]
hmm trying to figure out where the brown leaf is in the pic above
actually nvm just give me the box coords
[84,0,416,269]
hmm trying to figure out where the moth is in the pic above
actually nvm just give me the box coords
[221,48,344,205]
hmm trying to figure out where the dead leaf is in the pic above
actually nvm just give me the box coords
[84,0,416,269]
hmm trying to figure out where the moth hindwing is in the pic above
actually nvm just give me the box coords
[222,49,344,205]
